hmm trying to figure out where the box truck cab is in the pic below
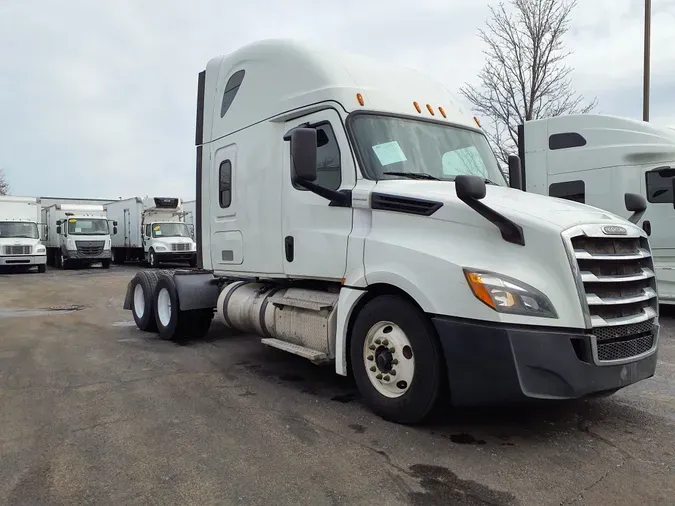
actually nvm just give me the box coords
[123,40,660,423]
[42,204,115,269]
[0,196,47,272]
[106,197,197,267]
[516,115,675,304]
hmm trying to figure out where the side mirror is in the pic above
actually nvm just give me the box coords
[113,226,118,235]
[113,221,118,227]
[290,128,317,183]
[56,220,62,225]
[625,192,647,224]
[455,175,487,201]
[508,155,523,190]
[672,177,675,210]
[56,225,62,234]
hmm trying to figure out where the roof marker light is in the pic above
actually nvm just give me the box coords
[426,104,435,116]
[413,101,422,113]
[356,93,365,106]
[474,116,481,128]
[438,106,447,118]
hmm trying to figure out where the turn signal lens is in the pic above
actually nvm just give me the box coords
[413,101,422,113]
[426,104,435,116]
[438,106,447,118]
[356,93,365,106]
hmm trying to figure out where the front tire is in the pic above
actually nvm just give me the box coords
[37,264,46,273]
[154,276,214,343]
[148,249,159,268]
[130,271,160,332]
[101,259,111,269]
[350,295,445,424]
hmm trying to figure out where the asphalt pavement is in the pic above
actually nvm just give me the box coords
[0,265,674,505]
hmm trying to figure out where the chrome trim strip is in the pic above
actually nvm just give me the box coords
[590,306,658,328]
[580,268,655,283]
[574,248,651,261]
[586,287,657,306]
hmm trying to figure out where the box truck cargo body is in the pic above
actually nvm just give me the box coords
[0,196,47,272]
[42,204,114,269]
[123,40,660,423]
[105,197,196,267]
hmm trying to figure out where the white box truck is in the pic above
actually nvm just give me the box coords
[513,115,675,304]
[123,40,660,423]
[42,203,114,269]
[105,197,197,268]
[0,196,47,272]
[183,199,196,238]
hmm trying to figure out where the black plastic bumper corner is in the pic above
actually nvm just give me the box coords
[431,316,658,406]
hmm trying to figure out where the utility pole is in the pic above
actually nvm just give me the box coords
[643,0,651,122]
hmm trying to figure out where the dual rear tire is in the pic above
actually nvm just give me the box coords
[129,270,213,343]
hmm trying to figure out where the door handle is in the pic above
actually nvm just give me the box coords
[285,236,294,262]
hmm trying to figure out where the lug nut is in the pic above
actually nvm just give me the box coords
[369,345,376,351]
[390,370,396,376]
[367,355,374,361]
[382,339,389,346]
[383,375,390,381]
[370,366,377,372]
[376,373,383,380]
[389,347,395,353]
[392,359,399,365]
[375,339,381,345]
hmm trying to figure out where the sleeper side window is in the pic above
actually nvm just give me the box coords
[219,160,232,208]
[292,123,342,191]
[549,180,585,203]
[645,167,675,203]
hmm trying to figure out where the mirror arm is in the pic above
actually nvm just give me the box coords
[458,195,525,246]
[628,209,646,224]
[295,180,351,207]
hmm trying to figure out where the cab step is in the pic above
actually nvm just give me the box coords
[260,338,330,364]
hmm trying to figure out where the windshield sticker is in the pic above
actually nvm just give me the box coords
[153,225,161,231]
[69,219,77,223]
[372,141,408,166]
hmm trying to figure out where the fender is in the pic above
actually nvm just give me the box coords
[172,270,220,310]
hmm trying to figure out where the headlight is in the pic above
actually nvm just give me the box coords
[36,245,46,253]
[155,245,167,251]
[463,269,557,318]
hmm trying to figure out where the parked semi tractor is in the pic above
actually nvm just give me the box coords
[42,203,115,269]
[0,196,47,272]
[513,114,675,304]
[105,197,197,267]
[123,40,660,423]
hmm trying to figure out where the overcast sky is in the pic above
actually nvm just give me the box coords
[1,0,673,200]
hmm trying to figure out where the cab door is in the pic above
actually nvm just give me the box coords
[281,108,356,280]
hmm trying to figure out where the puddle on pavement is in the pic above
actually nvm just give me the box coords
[0,305,86,318]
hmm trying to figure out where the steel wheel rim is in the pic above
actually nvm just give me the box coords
[157,287,172,327]
[363,321,415,398]
[133,284,145,318]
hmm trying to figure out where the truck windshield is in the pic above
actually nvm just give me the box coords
[67,219,109,236]
[350,114,507,185]
[0,221,39,239]
[152,223,190,238]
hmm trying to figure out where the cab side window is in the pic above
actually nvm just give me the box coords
[549,180,585,203]
[145,224,151,237]
[293,123,341,191]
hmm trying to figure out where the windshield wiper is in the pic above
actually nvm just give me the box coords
[383,171,440,181]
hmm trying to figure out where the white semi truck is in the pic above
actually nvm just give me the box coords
[42,203,115,269]
[0,196,47,272]
[513,115,675,304]
[123,40,660,423]
[105,197,197,267]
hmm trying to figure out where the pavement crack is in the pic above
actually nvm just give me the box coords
[560,458,626,505]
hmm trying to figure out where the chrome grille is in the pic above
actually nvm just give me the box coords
[3,245,31,255]
[564,225,658,364]
[75,241,105,256]
[171,243,191,252]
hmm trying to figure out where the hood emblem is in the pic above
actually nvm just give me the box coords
[602,225,627,236]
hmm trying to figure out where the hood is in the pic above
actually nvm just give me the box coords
[373,180,635,232]
[0,237,41,245]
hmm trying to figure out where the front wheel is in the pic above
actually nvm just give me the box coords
[350,295,445,424]
[101,259,111,269]
[37,264,46,273]
[148,249,159,268]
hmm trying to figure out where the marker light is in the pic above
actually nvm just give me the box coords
[426,104,435,116]
[438,106,447,118]
[413,101,422,113]
[356,93,365,106]
[474,116,481,128]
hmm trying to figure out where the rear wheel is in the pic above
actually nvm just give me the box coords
[112,249,125,265]
[350,295,445,424]
[130,271,161,332]
[154,276,213,343]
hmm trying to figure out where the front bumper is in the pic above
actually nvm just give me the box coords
[432,316,658,406]
[155,251,196,262]
[0,254,47,266]
[65,249,112,260]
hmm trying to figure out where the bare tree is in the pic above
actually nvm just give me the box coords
[0,169,9,196]
[460,0,597,164]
